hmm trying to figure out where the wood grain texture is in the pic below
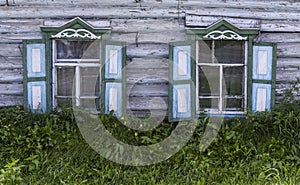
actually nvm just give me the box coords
[0,0,299,109]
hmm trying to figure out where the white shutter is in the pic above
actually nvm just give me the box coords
[24,41,47,113]
[103,42,125,117]
[170,43,193,121]
[252,44,276,112]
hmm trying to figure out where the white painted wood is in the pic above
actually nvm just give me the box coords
[109,49,118,74]
[32,85,42,110]
[177,88,187,113]
[109,87,118,111]
[31,48,41,73]
[256,88,267,112]
[257,50,268,75]
[178,50,188,76]
[75,66,80,106]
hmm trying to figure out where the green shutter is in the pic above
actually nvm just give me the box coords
[23,40,47,113]
[251,43,276,112]
[103,41,126,117]
[169,42,194,121]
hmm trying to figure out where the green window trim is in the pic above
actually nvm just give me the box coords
[24,17,126,116]
[169,19,276,121]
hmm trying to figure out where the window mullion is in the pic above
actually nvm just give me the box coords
[52,40,57,108]
[75,65,80,106]
[196,40,199,113]
[219,65,223,112]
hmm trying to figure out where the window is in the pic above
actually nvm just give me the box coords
[23,17,125,116]
[196,40,246,114]
[52,40,101,109]
[169,20,276,121]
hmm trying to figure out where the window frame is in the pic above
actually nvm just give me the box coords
[40,17,111,112]
[51,39,102,109]
[195,40,248,115]
[187,19,259,117]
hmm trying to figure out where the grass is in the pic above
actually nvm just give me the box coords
[0,105,299,185]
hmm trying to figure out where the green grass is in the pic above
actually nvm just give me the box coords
[0,105,299,185]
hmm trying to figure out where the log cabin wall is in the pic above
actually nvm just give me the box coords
[0,0,299,117]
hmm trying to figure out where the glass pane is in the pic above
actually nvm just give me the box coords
[56,40,100,59]
[223,66,244,96]
[224,98,243,111]
[57,67,75,96]
[80,67,101,96]
[199,66,220,96]
[56,98,72,107]
[215,40,244,64]
[199,98,219,110]
[80,98,100,109]
[198,41,212,63]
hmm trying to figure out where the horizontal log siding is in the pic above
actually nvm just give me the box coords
[0,0,299,111]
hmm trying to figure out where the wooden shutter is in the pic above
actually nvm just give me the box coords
[103,43,125,117]
[251,43,276,112]
[24,41,47,113]
[169,43,193,121]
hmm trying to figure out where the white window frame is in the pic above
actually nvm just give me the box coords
[52,39,102,108]
[195,40,248,115]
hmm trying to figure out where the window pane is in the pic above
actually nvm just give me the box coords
[199,98,219,110]
[80,98,100,109]
[199,66,219,96]
[80,67,101,96]
[56,40,100,59]
[223,66,244,96]
[56,98,72,107]
[198,41,212,63]
[215,40,244,64]
[57,67,75,96]
[224,98,244,111]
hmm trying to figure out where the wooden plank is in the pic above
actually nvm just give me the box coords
[260,20,300,32]
[0,83,23,95]
[0,6,184,19]
[0,19,43,33]
[259,33,300,43]
[127,83,168,97]
[43,19,110,28]
[0,57,23,69]
[111,31,187,43]
[111,19,184,33]
[11,0,300,11]
[126,68,168,84]
[0,69,23,83]
[126,58,168,69]
[126,109,168,119]
[127,96,168,110]
[277,58,300,68]
[276,69,300,83]
[185,15,260,28]
[186,8,300,21]
[126,43,169,58]
[277,43,300,58]
[0,95,23,107]
[0,33,42,42]
[0,43,22,57]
